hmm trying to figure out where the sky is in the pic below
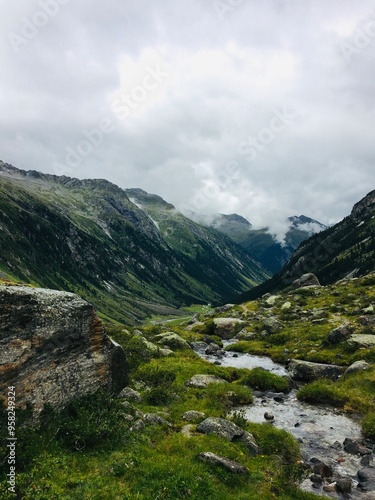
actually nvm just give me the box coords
[1,0,375,241]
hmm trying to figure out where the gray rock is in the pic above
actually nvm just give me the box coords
[143,413,172,427]
[240,431,261,455]
[292,273,321,289]
[235,329,257,340]
[345,360,370,375]
[357,467,375,491]
[213,318,246,339]
[0,286,128,414]
[262,317,283,334]
[196,417,244,441]
[190,342,209,351]
[182,410,206,422]
[343,438,372,455]
[347,334,375,349]
[336,478,352,494]
[265,295,281,306]
[198,452,249,474]
[155,332,191,350]
[325,325,352,344]
[118,387,142,403]
[159,348,174,357]
[287,359,345,382]
[205,343,221,355]
[130,419,145,432]
[185,374,227,388]
[309,458,333,478]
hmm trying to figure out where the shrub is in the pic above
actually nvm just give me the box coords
[240,368,289,392]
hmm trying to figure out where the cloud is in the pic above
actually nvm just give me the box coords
[1,0,375,240]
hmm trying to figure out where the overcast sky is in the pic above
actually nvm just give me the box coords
[1,0,375,239]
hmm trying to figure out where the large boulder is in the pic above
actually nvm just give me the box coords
[155,332,191,350]
[287,359,345,382]
[213,318,246,339]
[292,273,321,289]
[325,325,352,344]
[197,417,244,441]
[347,334,375,349]
[0,286,128,414]
[345,360,370,376]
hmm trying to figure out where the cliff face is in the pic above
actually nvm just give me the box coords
[0,286,128,413]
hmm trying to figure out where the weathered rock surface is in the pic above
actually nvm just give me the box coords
[198,452,249,474]
[182,410,206,422]
[287,359,345,382]
[197,417,244,441]
[118,387,142,402]
[185,374,227,388]
[345,360,370,376]
[155,332,191,350]
[357,467,375,492]
[347,334,375,349]
[292,273,321,289]
[213,318,246,339]
[0,286,128,413]
[325,324,352,344]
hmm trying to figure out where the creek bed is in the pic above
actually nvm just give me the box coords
[195,341,372,499]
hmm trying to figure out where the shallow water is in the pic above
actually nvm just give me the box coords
[196,341,372,499]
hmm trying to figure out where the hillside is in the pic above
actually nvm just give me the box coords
[0,162,269,323]
[194,213,326,274]
[238,189,375,302]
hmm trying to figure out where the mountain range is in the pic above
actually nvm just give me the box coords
[0,161,269,323]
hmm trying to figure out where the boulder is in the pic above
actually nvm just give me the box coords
[325,325,352,344]
[347,334,375,349]
[143,413,172,427]
[182,410,206,422]
[287,359,345,382]
[235,329,257,340]
[262,317,283,334]
[265,295,281,306]
[190,342,209,351]
[345,360,370,376]
[118,387,142,403]
[198,452,249,475]
[0,286,128,414]
[196,417,244,441]
[357,467,375,492]
[213,318,246,339]
[292,273,321,289]
[185,374,227,388]
[205,343,221,355]
[155,332,191,350]
[240,431,261,455]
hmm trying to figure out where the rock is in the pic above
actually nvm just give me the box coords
[213,318,246,339]
[281,301,292,310]
[325,325,352,344]
[143,413,172,427]
[310,474,323,485]
[358,315,375,326]
[130,419,145,432]
[198,452,249,474]
[205,343,221,355]
[265,295,281,306]
[309,458,333,478]
[0,286,128,414]
[363,304,374,314]
[181,424,195,438]
[343,438,372,455]
[240,431,261,455]
[264,412,275,421]
[292,273,321,289]
[196,417,244,441]
[235,329,257,340]
[262,317,284,334]
[347,334,375,349]
[336,478,352,494]
[190,342,209,351]
[155,332,191,350]
[159,348,174,357]
[287,359,345,382]
[323,482,337,492]
[357,467,375,491]
[185,374,227,388]
[345,360,370,375]
[182,410,206,422]
[118,387,142,403]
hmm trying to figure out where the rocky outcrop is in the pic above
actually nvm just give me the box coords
[0,286,128,413]
[287,359,345,382]
[292,273,321,289]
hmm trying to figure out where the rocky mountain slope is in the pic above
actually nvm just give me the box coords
[0,162,269,322]
[193,212,326,274]
[238,188,375,302]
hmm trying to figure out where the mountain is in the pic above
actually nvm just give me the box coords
[194,212,326,274]
[0,162,269,323]
[238,188,375,301]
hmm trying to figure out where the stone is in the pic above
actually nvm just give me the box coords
[190,342,209,351]
[181,424,195,438]
[159,348,174,357]
[264,412,275,421]
[325,325,352,344]
[0,286,128,414]
[155,332,191,350]
[265,295,281,306]
[196,417,244,441]
[287,359,345,382]
[118,387,142,403]
[343,438,372,455]
[130,419,145,432]
[185,374,227,388]
[205,343,221,355]
[213,318,246,339]
[347,334,375,349]
[182,410,206,422]
[357,467,375,492]
[345,360,370,375]
[292,273,321,289]
[235,329,257,340]
[281,301,292,310]
[336,478,352,494]
[240,431,261,455]
[262,317,283,334]
[309,458,333,478]
[143,413,172,427]
[198,452,249,475]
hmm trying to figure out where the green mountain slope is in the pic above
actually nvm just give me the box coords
[237,188,375,302]
[0,162,269,322]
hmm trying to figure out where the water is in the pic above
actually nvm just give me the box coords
[195,340,372,499]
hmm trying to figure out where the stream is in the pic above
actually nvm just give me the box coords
[195,340,374,499]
